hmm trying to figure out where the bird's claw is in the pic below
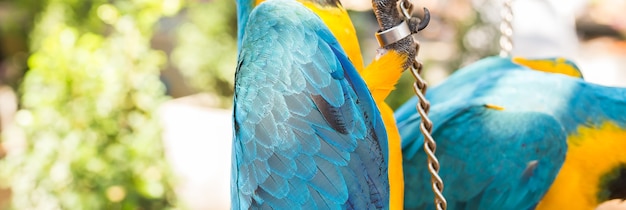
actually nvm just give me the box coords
[372,0,429,68]
[416,7,430,32]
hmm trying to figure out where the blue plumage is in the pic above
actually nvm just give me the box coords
[232,0,390,208]
[397,56,626,209]
[397,57,626,136]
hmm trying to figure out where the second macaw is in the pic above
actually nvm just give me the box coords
[396,56,626,209]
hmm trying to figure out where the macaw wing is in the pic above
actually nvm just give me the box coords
[401,103,567,210]
[394,56,584,123]
[232,0,389,209]
[454,68,626,133]
[395,57,515,122]
[396,58,521,153]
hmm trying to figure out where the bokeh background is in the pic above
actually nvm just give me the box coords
[0,0,625,209]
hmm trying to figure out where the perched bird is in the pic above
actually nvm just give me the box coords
[396,56,626,209]
[231,0,425,207]
[232,0,389,208]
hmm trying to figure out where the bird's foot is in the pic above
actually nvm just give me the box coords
[372,0,430,68]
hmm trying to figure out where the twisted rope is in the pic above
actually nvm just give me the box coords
[399,0,446,209]
[499,0,514,57]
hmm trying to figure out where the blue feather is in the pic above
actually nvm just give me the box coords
[232,0,390,209]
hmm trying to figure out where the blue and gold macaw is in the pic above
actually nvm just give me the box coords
[232,0,390,207]
[395,56,626,209]
[232,0,423,208]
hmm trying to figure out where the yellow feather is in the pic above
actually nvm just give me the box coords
[484,103,505,111]
[361,51,406,102]
[536,122,626,210]
[512,57,583,78]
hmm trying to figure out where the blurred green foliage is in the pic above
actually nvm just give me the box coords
[455,5,500,69]
[171,0,238,108]
[0,0,38,88]
[0,0,179,209]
